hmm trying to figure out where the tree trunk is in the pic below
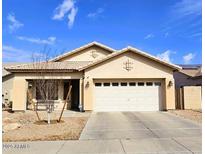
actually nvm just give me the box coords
[47,112,50,124]
[58,85,72,122]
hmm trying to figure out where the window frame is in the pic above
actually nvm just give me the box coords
[129,82,136,86]
[112,82,119,86]
[103,82,111,87]
[138,82,145,86]
[154,82,161,86]
[95,83,102,87]
[36,80,58,100]
[146,82,153,86]
[120,82,128,86]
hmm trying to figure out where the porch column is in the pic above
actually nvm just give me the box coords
[79,78,84,112]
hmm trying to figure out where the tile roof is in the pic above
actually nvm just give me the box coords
[195,67,202,77]
[3,63,27,77]
[178,64,201,69]
[180,67,202,77]
[5,61,91,72]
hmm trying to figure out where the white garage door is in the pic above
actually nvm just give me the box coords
[94,81,162,111]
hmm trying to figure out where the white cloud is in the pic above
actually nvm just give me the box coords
[161,0,201,38]
[52,0,78,28]
[87,8,104,18]
[164,32,169,38]
[189,32,202,38]
[68,7,78,28]
[3,45,33,62]
[3,45,27,53]
[157,50,174,63]
[17,36,56,45]
[7,13,24,33]
[144,34,154,39]
[183,53,195,64]
[173,0,201,17]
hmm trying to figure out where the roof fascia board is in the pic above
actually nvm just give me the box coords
[5,69,77,73]
[125,47,182,70]
[79,47,182,71]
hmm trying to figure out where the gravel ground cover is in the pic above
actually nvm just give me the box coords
[3,110,90,142]
[168,109,202,124]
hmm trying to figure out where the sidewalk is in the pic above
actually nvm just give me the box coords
[3,137,201,154]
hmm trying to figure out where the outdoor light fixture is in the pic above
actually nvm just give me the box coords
[84,76,90,88]
[85,81,89,87]
[168,81,173,87]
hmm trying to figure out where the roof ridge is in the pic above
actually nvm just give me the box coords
[50,41,116,62]
[4,63,33,69]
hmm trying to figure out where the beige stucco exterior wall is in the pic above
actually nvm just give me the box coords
[57,46,112,62]
[83,52,176,110]
[12,72,83,111]
[165,78,175,109]
[12,77,28,110]
[2,74,14,103]
[183,86,201,110]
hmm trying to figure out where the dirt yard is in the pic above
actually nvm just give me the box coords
[3,110,90,142]
[168,109,202,124]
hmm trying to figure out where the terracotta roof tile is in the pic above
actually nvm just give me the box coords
[5,61,91,72]
[3,63,27,76]
[179,67,202,77]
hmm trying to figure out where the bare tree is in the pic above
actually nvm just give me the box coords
[29,46,72,124]
[31,47,59,124]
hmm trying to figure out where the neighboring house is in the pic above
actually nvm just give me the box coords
[174,64,202,88]
[4,42,181,112]
[174,65,202,110]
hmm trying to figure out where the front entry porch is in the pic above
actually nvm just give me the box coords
[27,79,82,112]
[64,79,80,110]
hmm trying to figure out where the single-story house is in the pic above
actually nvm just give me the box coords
[5,42,181,112]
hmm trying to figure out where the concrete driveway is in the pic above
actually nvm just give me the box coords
[80,111,201,153]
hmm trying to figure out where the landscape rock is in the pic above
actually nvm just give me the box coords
[3,123,21,132]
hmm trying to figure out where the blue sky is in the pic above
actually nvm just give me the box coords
[3,0,202,64]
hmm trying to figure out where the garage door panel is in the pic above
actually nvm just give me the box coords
[94,81,162,111]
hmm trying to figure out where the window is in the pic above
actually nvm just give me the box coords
[154,82,161,86]
[146,82,153,86]
[129,82,136,86]
[121,82,127,86]
[36,80,58,100]
[103,83,110,86]
[138,82,144,86]
[112,82,119,86]
[95,83,102,86]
